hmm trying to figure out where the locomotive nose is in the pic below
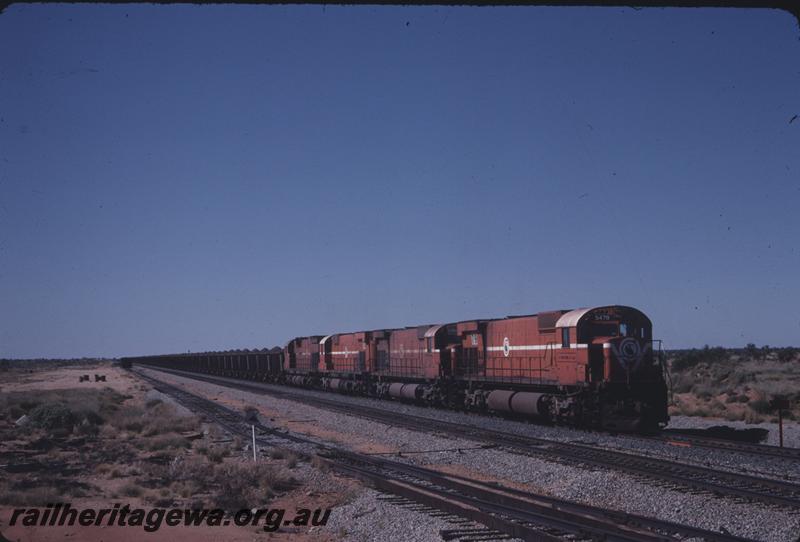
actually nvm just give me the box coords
[608,337,646,372]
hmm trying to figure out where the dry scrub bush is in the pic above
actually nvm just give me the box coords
[310,455,330,471]
[120,482,144,498]
[201,445,229,463]
[0,485,63,506]
[267,447,286,460]
[141,401,200,436]
[29,402,75,430]
[1,388,126,426]
[142,434,189,452]
[211,461,295,511]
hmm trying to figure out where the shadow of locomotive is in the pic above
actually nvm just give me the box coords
[663,425,769,444]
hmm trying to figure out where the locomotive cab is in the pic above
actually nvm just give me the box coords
[557,306,669,431]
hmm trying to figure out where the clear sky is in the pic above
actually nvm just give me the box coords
[1,4,799,358]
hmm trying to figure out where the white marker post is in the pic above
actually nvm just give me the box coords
[252,425,257,461]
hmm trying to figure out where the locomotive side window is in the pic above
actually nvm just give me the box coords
[620,323,627,336]
[561,328,569,348]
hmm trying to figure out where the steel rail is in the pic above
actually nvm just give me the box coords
[651,432,800,461]
[136,370,758,542]
[137,367,800,509]
[141,366,800,462]
[133,362,800,463]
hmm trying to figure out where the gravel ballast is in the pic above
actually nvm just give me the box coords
[321,488,467,542]
[137,368,800,542]
[666,414,800,449]
[143,368,800,481]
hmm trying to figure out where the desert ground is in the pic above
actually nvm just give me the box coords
[0,363,349,541]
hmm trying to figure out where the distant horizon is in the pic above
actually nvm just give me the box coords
[3,310,800,360]
[2,5,799,358]
[3,339,799,361]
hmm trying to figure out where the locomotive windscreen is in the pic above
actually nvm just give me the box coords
[587,322,619,338]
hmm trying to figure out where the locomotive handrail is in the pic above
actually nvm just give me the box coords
[545,341,557,367]
[652,339,674,403]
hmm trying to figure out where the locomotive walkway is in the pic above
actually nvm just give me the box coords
[135,369,760,542]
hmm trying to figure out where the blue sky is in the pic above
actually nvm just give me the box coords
[1,5,798,358]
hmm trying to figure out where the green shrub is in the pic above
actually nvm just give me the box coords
[672,346,728,371]
[29,403,75,430]
[778,348,797,363]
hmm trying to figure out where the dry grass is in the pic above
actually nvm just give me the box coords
[1,382,306,514]
[0,388,126,430]
[268,447,287,459]
[0,486,64,506]
[310,455,331,471]
[668,347,799,422]
[120,481,144,497]
[142,434,189,452]
[266,447,299,468]
[0,472,92,505]
[109,399,200,437]
[209,460,296,511]
[141,402,200,436]
[196,444,229,463]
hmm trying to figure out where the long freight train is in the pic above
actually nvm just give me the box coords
[123,305,670,432]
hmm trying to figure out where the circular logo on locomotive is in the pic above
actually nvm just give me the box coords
[503,337,510,357]
[615,337,643,370]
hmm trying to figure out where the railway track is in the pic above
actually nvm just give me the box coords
[138,367,800,510]
[135,366,799,462]
[136,370,759,542]
[652,433,800,462]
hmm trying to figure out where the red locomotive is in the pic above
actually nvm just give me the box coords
[124,305,669,432]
